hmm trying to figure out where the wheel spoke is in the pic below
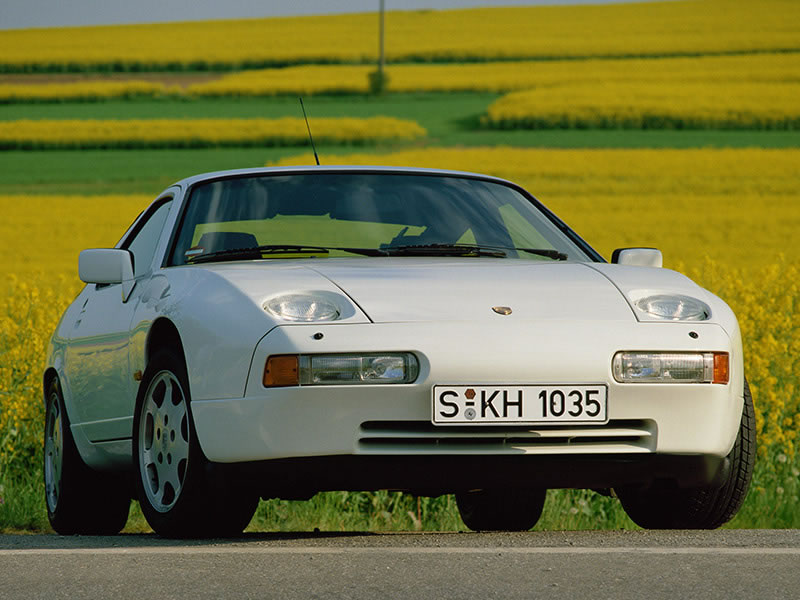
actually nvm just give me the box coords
[170,426,190,465]
[156,457,183,502]
[165,383,187,430]
[140,449,160,496]
[165,378,177,405]
[51,445,62,493]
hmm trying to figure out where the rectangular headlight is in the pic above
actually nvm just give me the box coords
[612,352,729,384]
[300,353,419,385]
[263,353,419,387]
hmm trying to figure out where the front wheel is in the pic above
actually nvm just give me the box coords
[43,378,130,535]
[133,350,257,538]
[456,488,546,531]
[618,379,756,529]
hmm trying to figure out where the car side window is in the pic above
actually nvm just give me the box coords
[124,199,173,278]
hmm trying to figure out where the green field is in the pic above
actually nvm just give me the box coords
[2,94,798,196]
[4,94,800,146]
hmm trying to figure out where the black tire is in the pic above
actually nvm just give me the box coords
[43,378,131,535]
[456,488,546,531]
[618,379,756,529]
[132,349,258,538]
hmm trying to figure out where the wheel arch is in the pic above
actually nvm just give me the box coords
[41,366,101,473]
[145,317,187,368]
[42,367,80,430]
[42,367,60,406]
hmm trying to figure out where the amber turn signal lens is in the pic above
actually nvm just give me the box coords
[713,353,729,384]
[263,355,299,387]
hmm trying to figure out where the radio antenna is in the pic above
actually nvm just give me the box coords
[299,97,320,166]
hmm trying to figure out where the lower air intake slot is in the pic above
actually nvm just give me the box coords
[358,419,656,453]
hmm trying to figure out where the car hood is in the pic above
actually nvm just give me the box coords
[200,258,721,325]
[308,259,636,323]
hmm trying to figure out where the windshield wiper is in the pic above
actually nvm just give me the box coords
[383,244,507,258]
[512,247,569,261]
[383,243,568,260]
[188,244,384,264]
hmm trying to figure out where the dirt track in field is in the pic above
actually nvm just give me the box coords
[0,72,224,87]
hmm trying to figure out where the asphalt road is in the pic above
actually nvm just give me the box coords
[1,530,798,600]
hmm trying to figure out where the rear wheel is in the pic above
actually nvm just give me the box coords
[456,488,546,531]
[133,350,257,538]
[618,379,756,529]
[43,378,131,535]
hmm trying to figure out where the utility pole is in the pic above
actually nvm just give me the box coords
[369,0,388,94]
[378,0,385,84]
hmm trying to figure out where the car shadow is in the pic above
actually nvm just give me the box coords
[0,530,387,550]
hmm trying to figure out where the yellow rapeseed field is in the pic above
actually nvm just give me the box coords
[187,53,800,97]
[2,52,797,102]
[0,195,149,473]
[0,80,174,103]
[485,82,800,130]
[1,148,798,474]
[0,117,427,150]
[0,194,149,281]
[0,0,797,71]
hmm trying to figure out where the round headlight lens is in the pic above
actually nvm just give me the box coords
[265,294,340,322]
[635,294,710,321]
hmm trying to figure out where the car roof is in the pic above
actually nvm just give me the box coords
[171,165,518,190]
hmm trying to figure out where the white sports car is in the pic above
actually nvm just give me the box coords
[44,166,755,536]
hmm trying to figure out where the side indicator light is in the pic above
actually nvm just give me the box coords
[713,353,729,384]
[264,355,299,387]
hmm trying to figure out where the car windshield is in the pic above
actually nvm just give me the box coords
[168,172,594,265]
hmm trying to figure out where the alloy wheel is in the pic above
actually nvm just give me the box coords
[138,370,190,513]
[44,391,63,513]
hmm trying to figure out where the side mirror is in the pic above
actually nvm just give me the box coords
[611,247,663,268]
[79,249,136,301]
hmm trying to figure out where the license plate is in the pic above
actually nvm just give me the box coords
[432,384,608,425]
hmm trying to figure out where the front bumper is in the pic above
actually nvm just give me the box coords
[191,320,743,489]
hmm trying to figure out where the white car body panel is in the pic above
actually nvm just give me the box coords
[307,260,634,323]
[44,166,746,493]
[65,283,136,441]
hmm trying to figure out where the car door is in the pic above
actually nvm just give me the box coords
[66,198,174,442]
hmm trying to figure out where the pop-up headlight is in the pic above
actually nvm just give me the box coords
[264,293,340,322]
[634,294,710,321]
